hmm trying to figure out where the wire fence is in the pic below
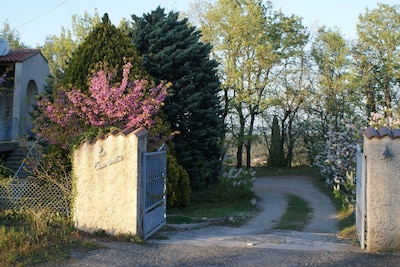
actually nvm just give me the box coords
[0,176,72,215]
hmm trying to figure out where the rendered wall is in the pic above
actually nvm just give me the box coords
[73,128,147,235]
[364,136,400,252]
[11,53,50,141]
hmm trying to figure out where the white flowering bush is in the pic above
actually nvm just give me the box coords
[314,117,363,206]
[369,110,400,129]
[218,167,256,201]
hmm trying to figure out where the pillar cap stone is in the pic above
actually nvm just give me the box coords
[364,126,400,139]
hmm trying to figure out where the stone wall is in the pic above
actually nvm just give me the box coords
[364,127,400,252]
[73,128,147,235]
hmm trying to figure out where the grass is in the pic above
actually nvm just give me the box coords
[0,209,97,266]
[273,194,313,231]
[254,165,316,177]
[168,198,257,226]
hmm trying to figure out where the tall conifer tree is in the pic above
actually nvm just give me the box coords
[132,7,225,190]
[63,13,147,91]
[268,115,286,168]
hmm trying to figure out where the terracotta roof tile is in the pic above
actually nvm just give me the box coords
[364,127,379,139]
[364,126,400,139]
[0,49,41,63]
[378,127,393,138]
[392,129,400,138]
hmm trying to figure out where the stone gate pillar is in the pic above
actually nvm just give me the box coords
[72,127,147,236]
[363,127,400,252]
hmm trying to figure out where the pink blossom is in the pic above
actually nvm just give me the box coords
[35,62,168,148]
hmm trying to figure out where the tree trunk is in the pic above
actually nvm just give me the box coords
[245,112,256,169]
[236,142,243,169]
[286,118,295,168]
[236,106,245,169]
[366,88,376,117]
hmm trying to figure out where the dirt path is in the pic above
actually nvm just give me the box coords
[247,175,339,233]
[151,175,352,252]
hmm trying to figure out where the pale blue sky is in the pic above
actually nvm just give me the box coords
[2,1,398,47]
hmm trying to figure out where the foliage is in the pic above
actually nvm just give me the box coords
[35,62,167,148]
[268,115,286,168]
[170,166,258,225]
[313,117,363,206]
[0,146,85,265]
[147,112,174,152]
[200,0,308,168]
[0,72,7,97]
[311,27,359,120]
[0,19,28,48]
[269,44,312,167]
[0,208,89,266]
[132,7,225,190]
[302,27,363,168]
[0,154,9,177]
[216,167,256,201]
[369,110,400,129]
[40,11,100,82]
[355,3,400,116]
[0,66,15,96]
[63,13,147,92]
[166,154,191,207]
[0,73,5,84]
[0,137,119,265]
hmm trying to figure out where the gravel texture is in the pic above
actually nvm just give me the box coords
[54,176,400,267]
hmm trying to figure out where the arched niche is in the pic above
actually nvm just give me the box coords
[23,80,38,136]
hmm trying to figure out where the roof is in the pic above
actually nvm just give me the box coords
[0,49,41,63]
[364,126,400,139]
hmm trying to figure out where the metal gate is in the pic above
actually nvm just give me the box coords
[142,146,167,240]
[356,144,366,249]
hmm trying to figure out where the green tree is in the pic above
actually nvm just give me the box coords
[63,13,147,92]
[0,19,27,48]
[131,7,225,190]
[41,11,101,82]
[200,0,307,168]
[311,27,359,132]
[267,115,286,168]
[354,3,400,117]
[270,44,312,167]
[200,0,272,168]
[34,13,151,151]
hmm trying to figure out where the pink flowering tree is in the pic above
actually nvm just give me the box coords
[35,62,168,148]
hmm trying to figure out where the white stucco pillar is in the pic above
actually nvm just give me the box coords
[73,128,147,236]
[364,127,400,252]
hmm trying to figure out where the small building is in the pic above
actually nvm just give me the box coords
[0,48,50,152]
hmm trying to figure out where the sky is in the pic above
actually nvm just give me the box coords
[2,0,399,48]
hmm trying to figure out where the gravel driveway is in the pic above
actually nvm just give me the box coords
[56,176,400,266]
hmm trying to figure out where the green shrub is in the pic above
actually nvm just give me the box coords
[215,167,256,202]
[166,154,191,207]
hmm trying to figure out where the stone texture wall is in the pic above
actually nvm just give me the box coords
[364,134,400,252]
[73,128,147,235]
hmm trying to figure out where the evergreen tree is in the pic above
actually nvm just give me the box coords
[63,13,147,91]
[268,116,286,168]
[131,7,225,190]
